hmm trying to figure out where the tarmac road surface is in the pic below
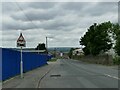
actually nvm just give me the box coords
[39,59,119,88]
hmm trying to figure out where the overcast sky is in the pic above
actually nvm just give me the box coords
[1,1,118,48]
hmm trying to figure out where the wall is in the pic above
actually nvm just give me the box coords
[1,48,50,81]
[0,48,2,81]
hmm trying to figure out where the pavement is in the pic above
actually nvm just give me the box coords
[2,59,119,88]
[2,62,56,88]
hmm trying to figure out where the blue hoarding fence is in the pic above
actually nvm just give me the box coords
[1,48,52,81]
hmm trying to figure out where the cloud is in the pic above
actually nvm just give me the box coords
[2,15,36,30]
[61,2,118,17]
[2,2,19,14]
[11,8,62,21]
[27,2,57,9]
[2,2,118,48]
[2,0,120,2]
[10,2,65,21]
[82,2,118,16]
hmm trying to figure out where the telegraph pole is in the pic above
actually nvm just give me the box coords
[46,37,48,50]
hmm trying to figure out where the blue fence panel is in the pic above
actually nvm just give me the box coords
[47,54,53,60]
[2,48,20,81]
[0,48,2,81]
[23,52,47,72]
[2,48,49,81]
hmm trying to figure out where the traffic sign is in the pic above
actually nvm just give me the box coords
[17,33,26,78]
[17,33,26,47]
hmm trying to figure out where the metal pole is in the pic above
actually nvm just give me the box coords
[20,47,23,78]
[46,37,48,61]
[38,44,39,54]
[46,37,48,49]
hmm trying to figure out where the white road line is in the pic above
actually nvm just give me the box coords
[104,74,120,80]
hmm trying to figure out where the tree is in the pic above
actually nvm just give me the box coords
[115,36,120,56]
[68,48,75,58]
[35,43,46,50]
[80,21,112,56]
[113,23,120,56]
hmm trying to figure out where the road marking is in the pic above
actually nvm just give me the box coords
[104,74,120,80]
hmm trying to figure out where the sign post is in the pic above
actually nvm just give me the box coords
[20,47,23,78]
[17,33,26,78]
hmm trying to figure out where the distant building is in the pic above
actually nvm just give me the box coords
[60,52,63,57]
[72,48,84,56]
[105,48,116,57]
[22,50,46,53]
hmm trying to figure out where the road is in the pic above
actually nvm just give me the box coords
[3,59,119,88]
[39,59,119,88]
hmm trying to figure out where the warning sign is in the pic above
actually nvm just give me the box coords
[17,33,26,47]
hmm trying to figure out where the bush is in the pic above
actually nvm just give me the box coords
[113,56,120,65]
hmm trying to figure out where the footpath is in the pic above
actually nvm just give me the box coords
[2,62,56,88]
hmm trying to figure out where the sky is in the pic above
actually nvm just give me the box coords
[1,0,119,48]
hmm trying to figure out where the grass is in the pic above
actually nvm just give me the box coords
[48,58,58,62]
[71,55,117,66]
[113,56,120,65]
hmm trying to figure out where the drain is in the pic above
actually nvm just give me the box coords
[60,64,64,66]
[50,74,61,77]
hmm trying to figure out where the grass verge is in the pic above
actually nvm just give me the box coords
[48,58,58,62]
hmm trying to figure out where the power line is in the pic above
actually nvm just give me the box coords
[15,2,39,29]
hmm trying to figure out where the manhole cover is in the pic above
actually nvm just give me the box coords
[50,74,61,77]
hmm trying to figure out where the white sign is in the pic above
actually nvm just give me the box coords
[60,53,63,57]
[17,33,26,47]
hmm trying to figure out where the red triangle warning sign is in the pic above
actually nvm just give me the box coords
[17,33,26,47]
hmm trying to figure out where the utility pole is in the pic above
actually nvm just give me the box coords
[46,37,48,50]
[46,36,54,54]
[46,37,48,54]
